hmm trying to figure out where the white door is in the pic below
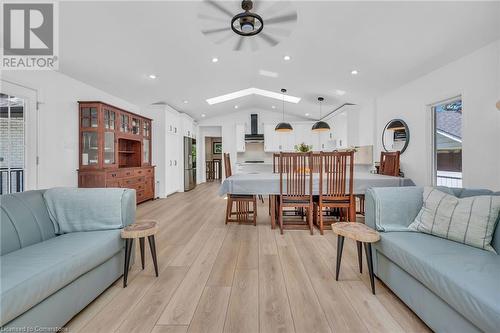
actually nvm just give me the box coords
[0,81,38,193]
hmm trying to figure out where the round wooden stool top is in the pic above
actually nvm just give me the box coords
[330,222,380,243]
[121,220,158,239]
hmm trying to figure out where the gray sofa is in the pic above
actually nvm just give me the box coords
[0,189,136,330]
[365,186,500,333]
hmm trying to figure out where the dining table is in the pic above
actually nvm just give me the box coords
[218,165,415,228]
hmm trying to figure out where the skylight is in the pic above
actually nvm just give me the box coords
[206,88,301,105]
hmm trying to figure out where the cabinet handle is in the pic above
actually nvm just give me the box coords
[170,160,172,166]
[174,160,177,166]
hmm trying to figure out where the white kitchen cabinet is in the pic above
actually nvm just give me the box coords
[180,114,195,138]
[264,124,280,152]
[236,124,246,152]
[165,108,181,195]
[329,113,348,149]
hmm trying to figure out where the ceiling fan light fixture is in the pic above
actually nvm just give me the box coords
[231,1,264,36]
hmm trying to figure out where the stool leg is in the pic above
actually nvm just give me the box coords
[123,238,133,287]
[356,241,363,274]
[148,235,159,277]
[335,235,345,281]
[364,243,376,294]
[139,237,145,270]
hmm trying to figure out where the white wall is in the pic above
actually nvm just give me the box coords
[375,39,500,190]
[1,71,140,189]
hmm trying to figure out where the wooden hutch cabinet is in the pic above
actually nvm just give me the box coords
[77,101,154,203]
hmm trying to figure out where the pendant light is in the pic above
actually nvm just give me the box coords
[312,97,330,132]
[275,88,293,132]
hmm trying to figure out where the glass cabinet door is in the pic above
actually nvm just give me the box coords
[131,117,140,135]
[120,114,129,132]
[104,132,115,165]
[143,139,150,164]
[143,120,151,137]
[82,132,99,166]
[104,109,115,130]
[81,107,98,128]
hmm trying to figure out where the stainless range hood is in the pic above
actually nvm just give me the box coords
[245,114,264,143]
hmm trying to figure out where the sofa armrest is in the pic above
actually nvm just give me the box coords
[121,189,136,227]
[365,187,423,232]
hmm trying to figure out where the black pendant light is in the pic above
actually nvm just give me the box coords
[312,97,330,132]
[275,88,293,132]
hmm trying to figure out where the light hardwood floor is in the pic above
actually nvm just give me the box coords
[65,182,430,333]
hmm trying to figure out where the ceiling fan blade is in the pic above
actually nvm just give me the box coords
[201,27,229,35]
[265,12,297,25]
[205,0,234,18]
[234,37,245,51]
[215,31,234,44]
[258,32,279,46]
[263,26,291,37]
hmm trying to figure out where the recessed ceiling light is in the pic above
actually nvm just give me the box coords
[148,74,157,79]
[305,113,310,116]
[271,105,276,109]
[234,105,239,109]
[212,57,219,63]
[351,69,359,75]
[206,87,301,105]
[283,55,291,61]
[183,100,189,104]
[201,113,206,117]
[334,89,346,96]
[341,112,347,116]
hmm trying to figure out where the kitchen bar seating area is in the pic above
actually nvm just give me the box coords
[1,1,500,332]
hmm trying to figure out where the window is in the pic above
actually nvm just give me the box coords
[432,98,463,187]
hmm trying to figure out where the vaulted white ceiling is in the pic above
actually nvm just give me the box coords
[59,1,500,121]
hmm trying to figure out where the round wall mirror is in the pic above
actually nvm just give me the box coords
[382,119,410,154]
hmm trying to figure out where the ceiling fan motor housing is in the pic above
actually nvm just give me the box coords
[242,0,253,11]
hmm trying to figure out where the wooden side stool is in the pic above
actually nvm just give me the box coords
[331,222,380,294]
[121,220,159,287]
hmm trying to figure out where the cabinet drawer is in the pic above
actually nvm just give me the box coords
[129,183,145,192]
[136,190,145,202]
[107,169,134,179]
[121,176,145,187]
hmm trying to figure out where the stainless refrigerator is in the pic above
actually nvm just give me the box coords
[184,137,196,191]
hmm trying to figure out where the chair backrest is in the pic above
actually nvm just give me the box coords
[223,153,232,178]
[279,152,313,198]
[273,153,279,173]
[319,151,354,199]
[380,151,400,176]
[312,153,321,173]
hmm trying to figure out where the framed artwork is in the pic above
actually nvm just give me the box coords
[213,142,222,154]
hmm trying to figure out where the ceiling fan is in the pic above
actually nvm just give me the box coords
[199,0,297,51]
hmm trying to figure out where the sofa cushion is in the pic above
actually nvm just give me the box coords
[375,231,500,333]
[1,190,55,256]
[408,187,500,253]
[0,230,123,325]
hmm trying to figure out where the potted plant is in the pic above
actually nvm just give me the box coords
[294,142,313,152]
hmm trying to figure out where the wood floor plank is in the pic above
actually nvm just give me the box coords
[291,232,368,333]
[223,269,259,333]
[207,225,240,287]
[236,225,258,270]
[158,227,227,325]
[151,325,189,333]
[275,232,332,333]
[259,254,295,333]
[340,280,405,333]
[187,286,231,333]
[258,224,278,256]
[116,266,189,333]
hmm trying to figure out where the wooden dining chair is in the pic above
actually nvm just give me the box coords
[312,153,322,173]
[223,153,257,225]
[278,152,314,235]
[314,151,355,235]
[379,151,400,176]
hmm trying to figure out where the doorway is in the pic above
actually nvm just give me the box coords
[0,93,26,194]
[431,98,463,187]
[205,136,222,182]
